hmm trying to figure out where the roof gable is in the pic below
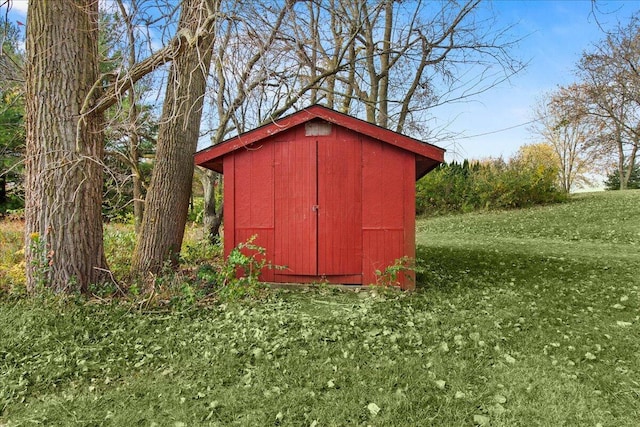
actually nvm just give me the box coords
[195,105,445,177]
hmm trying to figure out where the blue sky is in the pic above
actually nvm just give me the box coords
[438,0,640,162]
[4,0,639,162]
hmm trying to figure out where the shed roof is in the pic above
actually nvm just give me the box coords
[195,105,445,178]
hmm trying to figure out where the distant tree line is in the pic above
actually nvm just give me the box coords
[416,147,566,216]
[530,14,640,191]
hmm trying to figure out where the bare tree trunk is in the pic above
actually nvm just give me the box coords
[614,125,627,190]
[131,130,144,233]
[624,141,638,188]
[132,0,216,277]
[620,131,638,190]
[198,167,223,243]
[308,1,319,104]
[377,0,393,128]
[341,32,356,114]
[209,200,223,242]
[117,0,145,233]
[362,8,378,124]
[24,0,107,293]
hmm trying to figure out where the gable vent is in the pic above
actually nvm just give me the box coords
[305,121,332,136]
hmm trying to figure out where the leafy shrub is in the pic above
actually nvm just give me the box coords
[187,195,223,224]
[416,156,566,216]
[181,234,222,265]
[187,196,205,223]
[0,220,26,295]
[103,225,137,283]
[205,236,273,300]
[0,195,24,217]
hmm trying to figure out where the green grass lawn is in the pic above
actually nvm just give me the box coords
[1,191,639,426]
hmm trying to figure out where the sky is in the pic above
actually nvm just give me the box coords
[436,0,640,162]
[3,0,639,163]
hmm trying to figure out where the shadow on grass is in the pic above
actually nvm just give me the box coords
[414,243,609,294]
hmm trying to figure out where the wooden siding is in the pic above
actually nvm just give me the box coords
[361,137,416,289]
[317,127,363,276]
[226,143,276,282]
[274,128,317,276]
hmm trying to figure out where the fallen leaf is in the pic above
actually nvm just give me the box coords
[491,403,506,415]
[474,414,490,426]
[367,402,381,416]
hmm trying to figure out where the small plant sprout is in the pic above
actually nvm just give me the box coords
[373,256,422,288]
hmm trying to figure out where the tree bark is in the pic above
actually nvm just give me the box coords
[209,200,223,243]
[24,0,107,293]
[198,167,223,243]
[377,0,393,129]
[614,125,627,190]
[132,0,216,277]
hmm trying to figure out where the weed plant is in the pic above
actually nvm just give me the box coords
[0,220,25,296]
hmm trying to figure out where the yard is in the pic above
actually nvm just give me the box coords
[1,191,639,426]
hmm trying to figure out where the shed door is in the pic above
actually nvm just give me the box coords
[317,135,362,275]
[274,131,362,277]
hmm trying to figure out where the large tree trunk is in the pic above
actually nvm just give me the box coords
[24,0,107,293]
[132,0,216,277]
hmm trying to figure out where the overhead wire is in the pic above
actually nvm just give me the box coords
[442,118,541,142]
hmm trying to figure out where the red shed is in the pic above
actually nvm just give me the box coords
[195,105,444,289]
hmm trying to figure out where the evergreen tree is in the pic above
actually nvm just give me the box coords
[604,166,640,190]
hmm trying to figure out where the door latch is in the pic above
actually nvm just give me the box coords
[311,205,319,212]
